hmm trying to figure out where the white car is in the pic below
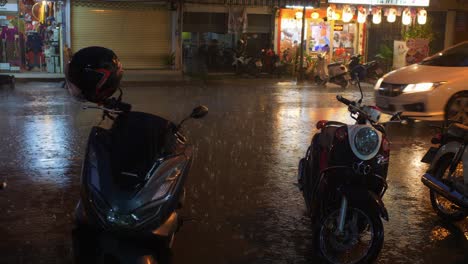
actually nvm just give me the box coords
[374,41,468,124]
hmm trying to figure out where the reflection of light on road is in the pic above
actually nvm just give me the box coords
[21,115,72,185]
[430,226,450,241]
[276,81,298,86]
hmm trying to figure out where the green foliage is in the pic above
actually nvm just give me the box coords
[376,44,393,72]
[401,18,435,42]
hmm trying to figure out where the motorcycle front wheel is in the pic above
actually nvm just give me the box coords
[430,155,467,221]
[317,206,383,264]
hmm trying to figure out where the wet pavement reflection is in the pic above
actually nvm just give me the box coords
[0,80,467,264]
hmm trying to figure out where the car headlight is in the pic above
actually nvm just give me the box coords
[354,127,379,156]
[402,82,445,93]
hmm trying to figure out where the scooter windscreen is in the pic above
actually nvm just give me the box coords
[82,112,192,229]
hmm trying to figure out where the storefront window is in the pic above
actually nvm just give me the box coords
[0,0,65,73]
[332,23,357,62]
[280,17,303,62]
[308,22,330,52]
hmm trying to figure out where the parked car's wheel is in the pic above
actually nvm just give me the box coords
[445,91,468,125]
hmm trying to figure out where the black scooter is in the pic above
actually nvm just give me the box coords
[348,54,384,84]
[74,95,208,251]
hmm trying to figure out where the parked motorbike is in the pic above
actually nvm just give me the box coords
[421,121,468,221]
[348,54,384,84]
[74,96,208,249]
[232,52,262,77]
[314,52,351,89]
[298,78,402,263]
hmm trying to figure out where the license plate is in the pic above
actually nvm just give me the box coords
[421,147,439,164]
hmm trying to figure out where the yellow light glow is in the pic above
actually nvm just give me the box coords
[295,11,303,20]
[333,12,341,20]
[311,11,320,19]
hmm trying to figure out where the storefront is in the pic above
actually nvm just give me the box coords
[0,0,66,74]
[182,4,274,73]
[276,1,431,68]
[71,1,171,69]
[326,0,431,66]
[277,7,363,64]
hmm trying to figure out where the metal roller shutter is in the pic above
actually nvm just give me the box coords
[71,1,171,69]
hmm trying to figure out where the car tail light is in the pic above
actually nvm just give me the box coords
[431,133,442,144]
[316,120,328,129]
[335,127,348,141]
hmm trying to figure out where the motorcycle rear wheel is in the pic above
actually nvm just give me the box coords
[317,206,383,264]
[430,155,467,221]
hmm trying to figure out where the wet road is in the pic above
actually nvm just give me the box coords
[0,80,467,264]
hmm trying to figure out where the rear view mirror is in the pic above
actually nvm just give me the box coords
[190,105,208,119]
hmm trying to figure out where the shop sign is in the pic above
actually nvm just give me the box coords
[0,3,18,12]
[327,0,429,6]
[334,24,344,31]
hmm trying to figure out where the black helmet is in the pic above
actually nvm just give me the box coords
[66,46,123,103]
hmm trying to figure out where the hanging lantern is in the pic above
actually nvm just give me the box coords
[295,11,303,20]
[327,6,335,21]
[402,8,412,25]
[387,8,397,23]
[357,6,367,24]
[372,7,382,24]
[311,11,320,20]
[342,5,353,23]
[418,8,427,25]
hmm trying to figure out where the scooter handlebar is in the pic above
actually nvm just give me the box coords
[336,95,353,106]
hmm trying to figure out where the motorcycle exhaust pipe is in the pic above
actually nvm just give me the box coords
[421,173,468,208]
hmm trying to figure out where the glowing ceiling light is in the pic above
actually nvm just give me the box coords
[418,8,427,25]
[295,11,303,20]
[402,8,412,25]
[311,11,320,19]
[387,8,397,23]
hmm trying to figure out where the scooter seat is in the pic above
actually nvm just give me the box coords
[447,123,468,142]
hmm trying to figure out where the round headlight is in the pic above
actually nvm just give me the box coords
[354,127,379,156]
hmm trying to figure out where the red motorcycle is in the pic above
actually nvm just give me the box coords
[298,79,403,264]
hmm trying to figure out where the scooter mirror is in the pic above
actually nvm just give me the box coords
[190,105,209,119]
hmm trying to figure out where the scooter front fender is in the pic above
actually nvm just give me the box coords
[339,187,389,221]
[428,140,468,184]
